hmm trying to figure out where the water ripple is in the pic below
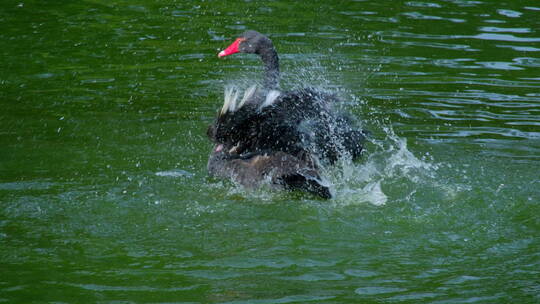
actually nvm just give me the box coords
[473,33,540,42]
[403,11,466,23]
[479,26,531,33]
[382,30,540,43]
[355,286,407,295]
[204,256,338,269]
[405,1,442,8]
[496,44,540,52]
[283,271,346,282]
[219,295,335,304]
[61,282,200,292]
[497,9,523,18]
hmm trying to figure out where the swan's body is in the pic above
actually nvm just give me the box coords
[208,145,331,199]
[207,31,366,198]
[209,86,364,164]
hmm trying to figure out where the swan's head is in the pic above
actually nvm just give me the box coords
[218,30,273,57]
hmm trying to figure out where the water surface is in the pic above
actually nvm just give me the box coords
[1,0,539,303]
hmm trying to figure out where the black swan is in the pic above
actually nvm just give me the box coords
[207,30,365,198]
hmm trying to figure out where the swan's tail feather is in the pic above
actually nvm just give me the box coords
[221,85,258,115]
[221,86,239,115]
[259,90,281,111]
[238,85,257,110]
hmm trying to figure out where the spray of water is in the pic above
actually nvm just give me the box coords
[201,55,445,205]
[326,125,439,206]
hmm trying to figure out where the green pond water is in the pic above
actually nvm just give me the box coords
[1,0,540,303]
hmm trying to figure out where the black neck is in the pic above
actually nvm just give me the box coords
[260,47,280,90]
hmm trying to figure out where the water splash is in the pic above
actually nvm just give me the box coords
[204,121,440,205]
[213,57,441,204]
[155,169,194,178]
[328,125,439,206]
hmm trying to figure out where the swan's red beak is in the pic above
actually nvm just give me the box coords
[218,38,245,57]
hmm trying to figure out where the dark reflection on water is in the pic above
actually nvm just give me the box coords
[1,0,540,303]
